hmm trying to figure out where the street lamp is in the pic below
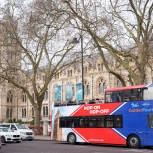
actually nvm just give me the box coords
[71,35,84,100]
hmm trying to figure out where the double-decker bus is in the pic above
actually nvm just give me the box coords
[51,84,153,148]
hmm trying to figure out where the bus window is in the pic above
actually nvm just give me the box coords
[89,119,93,128]
[79,118,89,128]
[66,117,79,127]
[60,117,66,127]
[116,92,122,102]
[105,92,111,102]
[66,118,73,127]
[105,92,122,103]
[148,114,153,128]
[72,118,79,127]
[114,115,122,128]
[84,118,88,127]
[105,116,114,128]
[123,90,131,102]
[89,121,93,127]
[80,119,84,127]
[97,117,104,127]
[122,89,143,102]
[130,89,139,101]
[89,118,97,128]
[111,92,118,102]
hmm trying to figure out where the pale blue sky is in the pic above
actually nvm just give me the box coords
[0,0,5,6]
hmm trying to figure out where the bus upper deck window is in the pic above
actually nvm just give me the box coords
[111,92,121,102]
[80,119,84,127]
[105,92,111,102]
[111,92,117,102]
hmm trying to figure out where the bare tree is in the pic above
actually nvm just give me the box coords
[0,0,77,125]
[62,0,153,86]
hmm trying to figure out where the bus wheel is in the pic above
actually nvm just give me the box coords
[67,133,76,144]
[127,135,140,148]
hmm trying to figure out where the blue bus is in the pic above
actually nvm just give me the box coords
[51,84,153,148]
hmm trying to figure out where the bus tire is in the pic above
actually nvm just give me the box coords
[67,133,76,144]
[127,135,141,148]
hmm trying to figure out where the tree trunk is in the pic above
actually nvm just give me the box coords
[35,107,41,126]
[34,107,42,135]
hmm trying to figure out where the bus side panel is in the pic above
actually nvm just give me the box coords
[72,128,126,145]
[113,101,153,146]
[51,105,81,141]
[62,128,85,142]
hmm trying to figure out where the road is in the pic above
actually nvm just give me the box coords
[0,140,153,153]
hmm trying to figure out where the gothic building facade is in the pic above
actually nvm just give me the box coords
[0,54,152,127]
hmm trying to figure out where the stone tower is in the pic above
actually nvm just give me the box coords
[53,109,62,141]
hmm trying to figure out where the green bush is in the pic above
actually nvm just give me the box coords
[7,118,13,123]
[31,117,35,125]
[7,118,23,124]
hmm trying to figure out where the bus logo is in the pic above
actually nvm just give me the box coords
[142,102,150,107]
[131,103,139,108]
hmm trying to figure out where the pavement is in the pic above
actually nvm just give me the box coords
[34,135,51,141]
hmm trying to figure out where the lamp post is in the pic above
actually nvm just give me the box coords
[71,34,84,100]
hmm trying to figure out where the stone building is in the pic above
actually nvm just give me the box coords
[0,21,22,123]
[0,53,152,135]
[0,54,119,121]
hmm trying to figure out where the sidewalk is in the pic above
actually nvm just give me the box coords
[34,135,51,141]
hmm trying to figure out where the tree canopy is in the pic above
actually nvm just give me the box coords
[0,0,78,125]
[63,0,153,85]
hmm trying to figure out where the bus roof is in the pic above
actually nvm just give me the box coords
[105,84,147,92]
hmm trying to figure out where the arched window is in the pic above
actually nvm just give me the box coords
[67,70,73,77]
[42,106,48,117]
[22,108,26,118]
[6,108,9,118]
[22,109,23,118]
[98,79,103,94]
[46,106,48,116]
[22,91,27,102]
[10,108,12,118]
[87,84,90,95]
[7,90,13,102]
[103,82,107,92]
[84,81,90,95]
[45,89,48,100]
[6,108,13,118]
[43,106,45,116]
[32,107,35,117]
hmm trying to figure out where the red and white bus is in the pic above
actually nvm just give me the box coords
[51,84,153,148]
